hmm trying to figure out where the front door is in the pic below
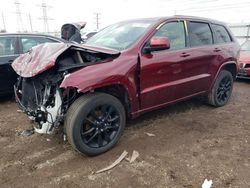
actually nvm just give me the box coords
[140,20,188,110]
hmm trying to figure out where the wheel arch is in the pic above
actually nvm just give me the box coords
[222,63,238,80]
[209,61,238,91]
[93,84,133,118]
[66,83,134,119]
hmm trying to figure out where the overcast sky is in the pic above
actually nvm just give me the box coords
[1,0,250,33]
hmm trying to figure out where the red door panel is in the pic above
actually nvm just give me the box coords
[139,47,214,110]
[140,49,188,109]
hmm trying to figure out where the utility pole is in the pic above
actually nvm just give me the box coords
[94,13,101,30]
[38,0,53,33]
[14,0,25,32]
[2,12,6,31]
[28,13,33,32]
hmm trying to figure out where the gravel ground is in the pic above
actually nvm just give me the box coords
[0,80,249,188]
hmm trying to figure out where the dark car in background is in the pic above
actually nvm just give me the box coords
[238,40,250,79]
[0,33,64,96]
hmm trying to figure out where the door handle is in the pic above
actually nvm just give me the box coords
[8,60,14,63]
[180,52,190,57]
[214,48,221,52]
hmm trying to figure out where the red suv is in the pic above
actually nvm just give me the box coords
[12,16,240,155]
[238,40,250,79]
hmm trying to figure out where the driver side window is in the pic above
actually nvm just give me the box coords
[154,21,186,50]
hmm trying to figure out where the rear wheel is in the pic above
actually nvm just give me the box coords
[65,93,125,156]
[207,70,233,107]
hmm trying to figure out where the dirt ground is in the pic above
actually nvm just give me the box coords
[0,80,249,188]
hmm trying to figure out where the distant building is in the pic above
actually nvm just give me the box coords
[229,24,250,44]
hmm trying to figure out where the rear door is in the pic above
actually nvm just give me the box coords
[209,23,237,76]
[171,20,216,99]
[0,35,20,94]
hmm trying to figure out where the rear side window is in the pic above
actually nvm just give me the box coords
[211,24,232,44]
[153,21,186,50]
[0,37,18,56]
[21,37,58,53]
[188,22,213,47]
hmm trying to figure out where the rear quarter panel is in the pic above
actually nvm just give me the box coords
[208,42,240,91]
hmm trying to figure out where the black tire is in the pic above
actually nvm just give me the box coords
[207,70,233,107]
[65,93,126,156]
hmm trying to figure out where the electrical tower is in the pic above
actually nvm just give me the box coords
[28,13,33,32]
[14,0,25,32]
[2,12,6,31]
[94,13,101,30]
[38,0,53,33]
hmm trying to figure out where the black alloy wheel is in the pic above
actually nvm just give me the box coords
[65,93,126,156]
[216,76,232,104]
[207,70,233,107]
[81,104,120,148]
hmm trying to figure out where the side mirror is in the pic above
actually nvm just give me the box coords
[144,36,170,53]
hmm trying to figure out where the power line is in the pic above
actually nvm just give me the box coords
[28,13,33,32]
[164,0,250,15]
[177,2,250,13]
[2,12,6,31]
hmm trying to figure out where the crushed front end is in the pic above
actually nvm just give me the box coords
[12,42,120,134]
[14,70,65,134]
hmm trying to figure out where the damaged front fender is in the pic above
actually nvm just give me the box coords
[60,56,140,113]
[60,61,136,94]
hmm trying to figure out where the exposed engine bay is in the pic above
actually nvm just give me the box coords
[13,44,119,134]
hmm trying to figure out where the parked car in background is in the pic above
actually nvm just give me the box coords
[0,33,64,96]
[237,40,250,79]
[12,16,240,156]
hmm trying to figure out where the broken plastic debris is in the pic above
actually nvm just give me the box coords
[95,150,128,174]
[19,129,34,136]
[145,132,155,137]
[202,179,213,188]
[129,150,139,163]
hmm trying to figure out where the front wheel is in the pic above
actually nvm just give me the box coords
[65,93,126,156]
[207,70,234,107]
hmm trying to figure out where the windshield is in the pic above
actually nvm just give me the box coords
[241,40,250,51]
[85,20,154,50]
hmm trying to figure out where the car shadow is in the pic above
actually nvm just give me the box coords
[127,97,209,128]
[0,94,15,103]
[236,78,250,84]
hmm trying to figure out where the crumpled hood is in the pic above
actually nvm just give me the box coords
[12,42,120,78]
[12,43,70,77]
